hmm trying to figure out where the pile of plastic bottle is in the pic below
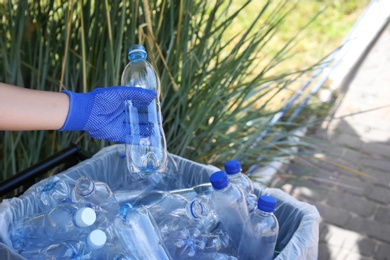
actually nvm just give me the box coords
[8,160,279,259]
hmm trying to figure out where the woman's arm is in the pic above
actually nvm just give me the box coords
[0,83,69,130]
[0,83,157,143]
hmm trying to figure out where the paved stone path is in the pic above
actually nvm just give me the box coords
[280,21,390,259]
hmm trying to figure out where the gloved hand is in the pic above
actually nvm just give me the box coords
[60,86,157,143]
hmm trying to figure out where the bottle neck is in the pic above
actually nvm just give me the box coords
[227,173,240,179]
[214,182,232,192]
[76,177,95,197]
[186,199,208,219]
[255,208,273,217]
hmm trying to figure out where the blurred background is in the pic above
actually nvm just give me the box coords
[0,0,369,193]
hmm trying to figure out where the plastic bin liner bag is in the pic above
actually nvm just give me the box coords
[0,144,320,259]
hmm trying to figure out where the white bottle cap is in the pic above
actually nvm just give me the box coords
[87,229,107,250]
[74,207,96,227]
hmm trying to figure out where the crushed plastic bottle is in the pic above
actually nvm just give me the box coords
[35,230,108,260]
[132,191,220,258]
[34,176,70,212]
[169,183,214,202]
[10,204,96,254]
[38,240,92,260]
[134,191,210,222]
[44,204,96,241]
[113,204,171,259]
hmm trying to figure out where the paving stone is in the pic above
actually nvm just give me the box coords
[347,118,390,133]
[364,168,390,188]
[343,111,390,130]
[361,128,390,143]
[360,157,390,172]
[350,125,390,144]
[342,235,373,254]
[315,128,331,140]
[307,154,365,181]
[289,185,329,203]
[316,203,351,227]
[360,142,390,159]
[340,147,364,165]
[367,185,390,204]
[376,243,390,260]
[286,160,320,178]
[354,237,378,257]
[323,156,364,176]
[326,191,376,218]
[347,217,390,243]
[322,223,364,248]
[336,249,372,260]
[344,91,389,107]
[326,244,343,260]
[329,119,363,138]
[332,173,370,196]
[283,21,390,260]
[339,102,381,119]
[318,242,331,260]
[319,221,327,239]
[316,142,361,160]
[333,132,364,150]
[375,206,390,225]
[334,248,357,260]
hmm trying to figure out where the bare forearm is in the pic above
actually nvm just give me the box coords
[0,83,69,130]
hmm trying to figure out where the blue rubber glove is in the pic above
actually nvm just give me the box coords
[60,86,157,143]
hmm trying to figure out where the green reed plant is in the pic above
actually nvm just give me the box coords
[0,0,324,182]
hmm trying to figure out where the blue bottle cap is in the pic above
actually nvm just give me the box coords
[128,44,147,61]
[258,196,277,212]
[224,160,241,175]
[210,171,229,190]
[119,203,133,221]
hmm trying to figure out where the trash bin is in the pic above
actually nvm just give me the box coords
[0,144,320,259]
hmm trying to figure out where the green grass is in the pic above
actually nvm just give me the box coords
[226,0,370,76]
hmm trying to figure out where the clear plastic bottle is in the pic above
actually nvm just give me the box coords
[9,212,48,251]
[10,204,96,252]
[237,196,279,260]
[72,176,119,223]
[37,240,92,260]
[202,228,233,256]
[121,44,167,176]
[224,160,258,213]
[163,225,233,259]
[34,176,70,212]
[130,190,218,258]
[169,183,214,201]
[113,204,171,259]
[165,227,207,259]
[44,204,96,241]
[209,171,249,248]
[33,230,107,260]
[195,252,238,260]
[134,191,209,222]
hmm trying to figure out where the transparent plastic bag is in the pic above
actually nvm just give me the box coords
[0,145,319,259]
